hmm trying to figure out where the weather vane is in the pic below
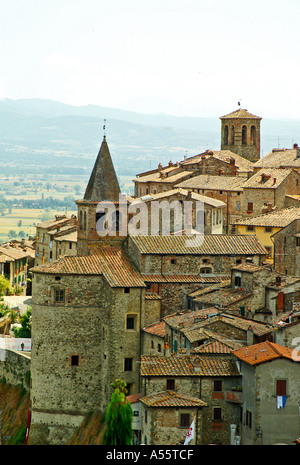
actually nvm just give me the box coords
[103,119,106,137]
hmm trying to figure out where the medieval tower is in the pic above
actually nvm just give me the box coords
[28,137,148,445]
[220,108,262,162]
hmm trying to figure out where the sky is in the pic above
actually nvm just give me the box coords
[1,0,300,119]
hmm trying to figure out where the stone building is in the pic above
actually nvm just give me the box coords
[27,134,267,445]
[233,341,300,445]
[233,207,300,264]
[271,218,300,276]
[253,143,300,172]
[220,108,262,162]
[35,215,77,266]
[175,174,245,230]
[0,242,34,295]
[140,354,241,445]
[241,168,300,218]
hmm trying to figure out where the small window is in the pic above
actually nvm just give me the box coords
[71,355,79,366]
[167,379,175,390]
[180,414,190,427]
[124,287,130,294]
[69,242,72,249]
[247,225,255,231]
[133,410,139,417]
[247,202,253,212]
[126,316,135,330]
[235,276,241,287]
[265,227,273,232]
[246,410,252,428]
[158,343,162,352]
[171,259,176,265]
[276,379,287,396]
[213,407,222,420]
[124,358,133,371]
[214,380,222,392]
[55,289,65,303]
[296,237,300,247]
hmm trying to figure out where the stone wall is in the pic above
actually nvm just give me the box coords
[0,349,30,389]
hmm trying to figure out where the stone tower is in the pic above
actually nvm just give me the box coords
[220,108,262,162]
[76,136,127,255]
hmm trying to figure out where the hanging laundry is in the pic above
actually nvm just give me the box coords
[277,396,287,409]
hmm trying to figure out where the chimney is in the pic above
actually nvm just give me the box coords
[158,163,163,171]
[168,161,173,166]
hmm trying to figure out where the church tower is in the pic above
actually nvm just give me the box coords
[76,136,127,254]
[220,108,262,162]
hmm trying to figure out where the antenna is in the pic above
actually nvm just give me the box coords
[238,99,242,107]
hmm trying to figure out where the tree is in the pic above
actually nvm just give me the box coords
[13,306,32,338]
[103,379,133,445]
[8,230,17,238]
[0,276,10,296]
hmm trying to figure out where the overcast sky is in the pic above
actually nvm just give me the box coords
[1,0,299,119]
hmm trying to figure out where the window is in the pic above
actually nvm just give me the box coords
[247,202,253,212]
[158,344,161,352]
[124,287,130,294]
[247,225,255,231]
[69,242,72,249]
[167,379,175,390]
[171,259,176,265]
[246,410,252,428]
[126,316,135,330]
[133,410,139,417]
[265,247,272,259]
[180,414,190,427]
[296,237,300,247]
[200,267,212,274]
[71,355,79,366]
[213,407,222,420]
[55,289,65,303]
[235,276,241,287]
[276,380,287,396]
[265,227,273,232]
[236,201,240,211]
[214,380,222,392]
[124,358,133,371]
[242,125,247,145]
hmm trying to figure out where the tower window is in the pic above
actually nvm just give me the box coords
[242,125,247,145]
[224,125,229,145]
[71,355,79,366]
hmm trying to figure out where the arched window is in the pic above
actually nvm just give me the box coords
[224,125,229,145]
[112,210,120,232]
[230,125,235,145]
[251,125,256,145]
[79,211,83,230]
[242,125,247,145]
[83,211,87,231]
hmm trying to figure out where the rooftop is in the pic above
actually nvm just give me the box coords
[30,246,146,288]
[254,146,300,169]
[219,108,262,120]
[233,341,298,365]
[234,207,300,227]
[139,391,207,408]
[175,174,245,192]
[180,149,254,172]
[130,234,267,256]
[131,188,226,208]
[140,355,240,377]
[242,168,296,189]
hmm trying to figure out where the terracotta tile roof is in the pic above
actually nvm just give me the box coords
[234,207,300,227]
[133,168,194,184]
[254,147,300,169]
[180,150,254,172]
[139,391,207,408]
[219,108,262,120]
[193,286,252,308]
[175,174,245,192]
[191,340,236,354]
[31,246,146,288]
[143,321,166,338]
[131,234,267,256]
[140,355,240,377]
[142,274,230,284]
[145,292,161,300]
[0,245,31,261]
[131,188,226,208]
[233,341,298,365]
[163,308,220,330]
[36,215,75,230]
[242,168,295,189]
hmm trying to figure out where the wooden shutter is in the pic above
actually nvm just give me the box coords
[276,380,287,396]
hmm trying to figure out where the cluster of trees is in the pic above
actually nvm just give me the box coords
[0,194,76,216]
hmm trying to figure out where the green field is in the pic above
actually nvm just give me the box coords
[0,208,77,243]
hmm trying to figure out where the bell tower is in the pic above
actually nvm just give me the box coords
[76,135,127,255]
[220,108,262,162]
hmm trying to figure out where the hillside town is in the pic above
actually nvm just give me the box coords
[1,107,300,446]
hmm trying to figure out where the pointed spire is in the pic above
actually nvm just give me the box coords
[84,136,120,202]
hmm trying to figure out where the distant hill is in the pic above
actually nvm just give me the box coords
[0,98,300,178]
